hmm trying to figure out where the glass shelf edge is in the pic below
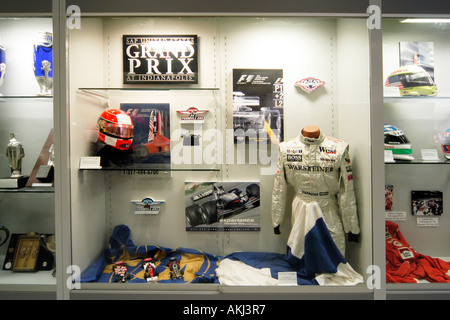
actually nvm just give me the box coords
[79,168,220,172]
[0,95,53,99]
[79,87,219,92]
[384,96,450,102]
[385,160,449,164]
[0,187,54,193]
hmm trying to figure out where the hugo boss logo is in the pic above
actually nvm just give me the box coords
[287,154,302,162]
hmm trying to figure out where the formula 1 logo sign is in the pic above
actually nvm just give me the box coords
[123,35,198,84]
[295,77,326,94]
[177,107,209,124]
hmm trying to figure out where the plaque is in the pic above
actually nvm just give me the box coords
[12,233,41,272]
[3,233,54,272]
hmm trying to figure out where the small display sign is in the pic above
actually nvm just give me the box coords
[131,197,165,215]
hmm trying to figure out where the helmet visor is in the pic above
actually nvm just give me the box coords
[387,72,435,88]
[403,72,435,88]
[384,131,410,144]
[98,119,133,139]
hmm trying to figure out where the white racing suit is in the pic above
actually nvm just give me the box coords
[272,132,360,256]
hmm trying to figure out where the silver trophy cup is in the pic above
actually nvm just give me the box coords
[6,132,25,179]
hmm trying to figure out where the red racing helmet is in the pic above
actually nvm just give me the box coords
[97,109,134,150]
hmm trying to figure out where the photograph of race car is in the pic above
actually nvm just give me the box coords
[185,182,260,231]
[120,103,171,168]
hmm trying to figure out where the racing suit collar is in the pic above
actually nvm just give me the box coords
[299,131,325,145]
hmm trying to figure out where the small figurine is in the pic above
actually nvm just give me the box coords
[168,257,184,280]
[113,261,130,283]
[141,257,158,282]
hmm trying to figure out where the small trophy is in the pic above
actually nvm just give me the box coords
[33,32,53,96]
[0,37,6,93]
[0,133,27,188]
[6,132,24,179]
[43,234,56,277]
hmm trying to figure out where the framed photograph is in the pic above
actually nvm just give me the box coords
[400,41,435,80]
[12,233,41,272]
[385,185,394,211]
[232,69,284,144]
[411,190,443,216]
[185,181,260,231]
[120,103,171,170]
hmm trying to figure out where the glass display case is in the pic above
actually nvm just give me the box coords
[383,18,450,299]
[1,0,449,303]
[63,13,377,300]
[0,16,56,299]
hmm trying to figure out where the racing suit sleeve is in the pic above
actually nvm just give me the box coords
[272,145,288,231]
[337,145,360,236]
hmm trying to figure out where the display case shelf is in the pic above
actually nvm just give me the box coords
[70,282,373,300]
[0,269,55,287]
[78,87,219,100]
[385,160,449,165]
[0,264,56,299]
[0,187,54,193]
[0,95,53,100]
[79,87,219,91]
[80,168,220,172]
[384,96,450,103]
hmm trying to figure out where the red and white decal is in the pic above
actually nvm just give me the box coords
[295,77,326,94]
[177,107,209,124]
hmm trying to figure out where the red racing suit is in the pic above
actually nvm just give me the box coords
[386,221,450,283]
[272,132,360,255]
